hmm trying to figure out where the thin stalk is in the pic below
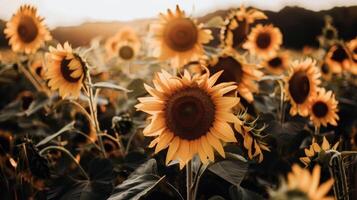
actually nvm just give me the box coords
[186,161,193,200]
[84,71,106,157]
[39,146,89,180]
[277,80,285,125]
[314,126,320,136]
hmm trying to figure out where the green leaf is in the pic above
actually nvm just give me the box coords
[127,79,146,99]
[108,174,164,200]
[209,153,248,186]
[91,82,132,92]
[229,185,264,200]
[36,121,76,147]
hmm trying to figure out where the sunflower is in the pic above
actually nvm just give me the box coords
[346,38,357,75]
[30,54,46,79]
[135,69,240,168]
[45,42,86,99]
[203,48,263,103]
[234,119,270,163]
[319,62,333,81]
[300,136,339,166]
[270,164,334,200]
[309,88,339,128]
[105,26,141,61]
[220,5,267,49]
[262,52,290,75]
[317,20,338,48]
[325,44,352,74]
[285,58,321,117]
[243,24,283,58]
[4,5,52,54]
[149,5,213,68]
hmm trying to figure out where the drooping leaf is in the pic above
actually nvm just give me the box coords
[108,174,164,200]
[47,158,114,200]
[229,185,264,200]
[36,121,76,147]
[209,153,248,186]
[91,82,132,93]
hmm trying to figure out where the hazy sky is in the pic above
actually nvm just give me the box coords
[0,0,356,28]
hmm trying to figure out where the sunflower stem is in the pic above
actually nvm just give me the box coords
[278,80,285,125]
[85,71,107,158]
[314,126,320,136]
[186,160,193,200]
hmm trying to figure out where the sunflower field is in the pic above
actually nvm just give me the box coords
[0,2,356,200]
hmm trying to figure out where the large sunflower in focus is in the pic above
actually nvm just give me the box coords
[309,88,339,128]
[4,5,52,54]
[149,5,213,68]
[243,24,282,58]
[270,164,334,200]
[203,48,263,103]
[45,42,86,99]
[105,26,141,61]
[262,52,289,75]
[285,58,321,117]
[325,44,352,74]
[220,5,267,49]
[135,69,240,168]
[346,38,357,75]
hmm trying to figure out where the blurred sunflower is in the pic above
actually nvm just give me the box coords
[319,62,333,81]
[243,24,282,58]
[203,48,263,103]
[149,5,213,68]
[300,136,339,166]
[4,5,52,54]
[220,5,267,49]
[325,44,352,74]
[285,58,321,117]
[262,52,289,75]
[234,120,270,163]
[30,54,46,79]
[346,38,357,75]
[45,42,86,99]
[105,26,141,61]
[270,164,334,200]
[135,69,240,168]
[318,19,338,48]
[309,89,339,128]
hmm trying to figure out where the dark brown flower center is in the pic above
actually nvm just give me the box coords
[118,45,134,60]
[288,71,310,104]
[209,56,244,84]
[35,66,42,76]
[331,45,348,62]
[268,57,282,68]
[231,19,248,48]
[321,63,329,74]
[256,32,271,49]
[17,16,38,43]
[325,29,335,40]
[165,87,215,140]
[60,58,83,83]
[163,18,198,52]
[312,101,329,118]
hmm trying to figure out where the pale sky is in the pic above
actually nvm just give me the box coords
[0,0,356,28]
